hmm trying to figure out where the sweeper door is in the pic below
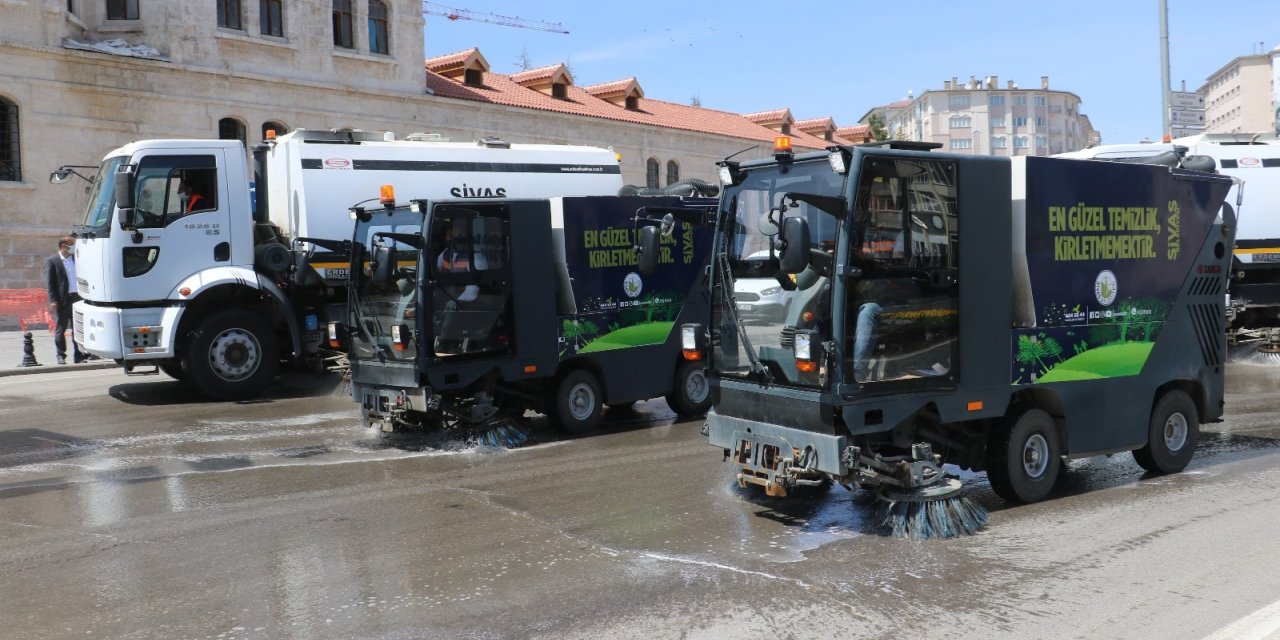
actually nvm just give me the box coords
[427,208,514,358]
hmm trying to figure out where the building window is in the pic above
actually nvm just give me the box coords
[332,0,354,49]
[67,0,76,14]
[106,0,138,20]
[780,123,791,135]
[989,95,1005,106]
[1013,116,1028,127]
[625,95,638,110]
[1035,117,1046,127]
[666,160,679,185]
[0,98,19,182]
[950,139,972,149]
[1034,96,1046,106]
[217,0,242,29]
[1036,135,1048,148]
[992,136,1007,149]
[949,116,971,128]
[990,116,1005,127]
[368,0,389,54]
[261,121,286,139]
[463,68,483,86]
[1014,136,1029,148]
[948,95,970,108]
[551,83,567,99]
[260,0,283,36]
[219,117,247,147]
[646,158,659,188]
[1013,95,1028,106]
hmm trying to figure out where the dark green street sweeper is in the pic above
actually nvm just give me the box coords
[688,137,1236,538]
[341,193,716,446]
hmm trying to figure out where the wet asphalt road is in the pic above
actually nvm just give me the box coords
[1,363,1280,640]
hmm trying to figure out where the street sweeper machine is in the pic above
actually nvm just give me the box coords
[692,137,1235,538]
[343,193,716,445]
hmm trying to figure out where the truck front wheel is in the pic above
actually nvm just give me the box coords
[551,369,603,434]
[987,408,1061,503]
[1132,390,1199,474]
[185,309,278,401]
[666,360,711,417]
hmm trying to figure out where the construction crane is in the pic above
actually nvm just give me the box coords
[422,2,568,34]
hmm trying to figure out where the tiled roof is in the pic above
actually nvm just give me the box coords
[795,117,834,131]
[582,78,641,98]
[425,48,483,74]
[743,108,793,125]
[424,60,834,151]
[510,63,569,85]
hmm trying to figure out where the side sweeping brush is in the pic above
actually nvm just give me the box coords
[876,478,988,540]
[466,417,533,449]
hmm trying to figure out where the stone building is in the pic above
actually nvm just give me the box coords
[0,0,854,292]
[1199,49,1279,135]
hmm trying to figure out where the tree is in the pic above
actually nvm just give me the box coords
[869,114,889,141]
[514,46,534,71]
[690,94,702,107]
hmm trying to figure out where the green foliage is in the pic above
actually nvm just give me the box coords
[868,114,889,141]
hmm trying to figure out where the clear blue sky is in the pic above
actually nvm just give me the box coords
[423,1,1278,144]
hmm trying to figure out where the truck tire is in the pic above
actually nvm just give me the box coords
[666,360,711,417]
[184,309,278,401]
[1132,390,1199,474]
[158,360,186,382]
[987,408,1061,503]
[551,369,603,434]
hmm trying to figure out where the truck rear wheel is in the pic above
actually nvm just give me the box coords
[185,309,278,401]
[987,408,1061,503]
[666,360,711,417]
[1132,390,1199,474]
[551,369,603,434]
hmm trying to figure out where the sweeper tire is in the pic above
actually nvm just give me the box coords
[1132,390,1199,474]
[987,408,1061,503]
[551,369,603,434]
[666,360,712,417]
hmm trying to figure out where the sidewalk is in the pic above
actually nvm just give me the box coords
[0,329,117,377]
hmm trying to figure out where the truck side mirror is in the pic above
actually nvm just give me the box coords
[778,217,811,274]
[370,245,395,285]
[636,226,660,275]
[118,208,138,230]
[114,166,135,210]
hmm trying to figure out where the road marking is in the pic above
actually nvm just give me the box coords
[1202,599,1280,640]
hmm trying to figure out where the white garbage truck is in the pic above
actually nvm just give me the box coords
[61,130,624,399]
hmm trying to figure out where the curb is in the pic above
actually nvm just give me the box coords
[0,361,119,378]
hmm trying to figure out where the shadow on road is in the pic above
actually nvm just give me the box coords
[106,371,349,406]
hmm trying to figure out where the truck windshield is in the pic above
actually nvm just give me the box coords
[349,206,424,363]
[79,156,126,232]
[714,159,843,387]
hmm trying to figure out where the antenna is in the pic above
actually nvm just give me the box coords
[423,2,568,34]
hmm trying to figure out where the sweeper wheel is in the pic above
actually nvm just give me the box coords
[986,408,1061,503]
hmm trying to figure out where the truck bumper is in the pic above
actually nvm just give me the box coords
[705,409,849,477]
[74,302,178,361]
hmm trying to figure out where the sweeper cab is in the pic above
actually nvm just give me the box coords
[694,137,1235,538]
[343,191,717,444]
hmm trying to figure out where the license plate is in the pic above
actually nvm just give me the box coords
[739,303,753,311]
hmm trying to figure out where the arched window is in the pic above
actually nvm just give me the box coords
[332,0,354,49]
[665,160,679,186]
[261,121,287,140]
[0,97,19,182]
[218,117,247,147]
[367,0,389,54]
[645,158,659,188]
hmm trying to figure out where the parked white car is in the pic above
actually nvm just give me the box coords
[734,250,793,323]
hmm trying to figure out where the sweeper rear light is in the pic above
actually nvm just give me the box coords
[793,329,820,373]
[681,323,705,361]
[391,324,411,351]
[327,321,345,349]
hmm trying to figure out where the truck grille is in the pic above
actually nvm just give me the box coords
[780,325,797,348]
[73,309,84,341]
[77,278,89,296]
[1187,303,1223,367]
[735,292,760,302]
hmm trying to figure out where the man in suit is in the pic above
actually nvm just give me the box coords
[44,235,85,364]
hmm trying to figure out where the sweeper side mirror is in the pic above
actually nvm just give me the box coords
[636,226,660,275]
[778,216,811,274]
[369,244,396,285]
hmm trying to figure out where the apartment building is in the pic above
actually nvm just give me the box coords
[1199,49,1278,134]
[859,75,1099,156]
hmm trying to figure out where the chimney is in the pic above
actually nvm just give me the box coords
[969,75,977,89]
[1007,80,1017,90]
[1041,75,1049,90]
[952,76,959,90]
[944,80,952,90]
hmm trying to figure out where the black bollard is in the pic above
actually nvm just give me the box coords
[19,331,41,367]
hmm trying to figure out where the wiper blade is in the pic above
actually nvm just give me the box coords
[716,250,772,384]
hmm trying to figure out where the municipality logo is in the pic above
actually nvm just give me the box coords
[623,272,643,298]
[1094,270,1117,306]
